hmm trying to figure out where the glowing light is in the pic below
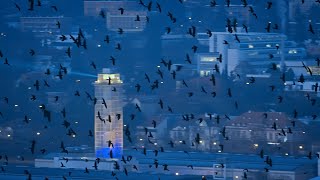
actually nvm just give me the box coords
[97,44,101,47]
[175,172,179,175]
[157,66,160,68]
[75,121,78,124]
[72,135,76,138]
[246,82,250,85]
[160,82,164,84]
[188,17,192,20]
[39,105,42,108]
[154,143,157,145]
[28,87,32,89]
[14,104,18,107]
[288,49,297,54]
[254,144,259,147]
[7,134,11,137]
[179,140,182,143]
[76,79,81,82]
[218,150,221,153]
[213,142,217,145]
[37,132,40,135]
[235,176,239,179]
[199,140,203,143]
[299,145,303,149]
[70,71,97,78]
[139,138,143,141]
[248,44,254,48]
[302,132,305,134]
[124,125,126,127]
[285,153,289,156]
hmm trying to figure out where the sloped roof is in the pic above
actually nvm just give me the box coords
[225,111,307,130]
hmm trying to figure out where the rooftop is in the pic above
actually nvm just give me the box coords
[39,149,317,172]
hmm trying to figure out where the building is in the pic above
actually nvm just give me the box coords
[287,0,320,42]
[183,1,253,32]
[161,34,198,64]
[34,149,318,180]
[284,80,320,97]
[223,111,310,155]
[84,0,147,31]
[129,150,317,180]
[94,68,124,158]
[208,32,307,77]
[195,52,221,77]
[20,16,72,39]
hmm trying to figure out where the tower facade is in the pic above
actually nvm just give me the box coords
[94,68,124,158]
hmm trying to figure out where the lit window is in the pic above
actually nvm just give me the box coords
[266,44,271,48]
[248,44,254,48]
[201,57,216,62]
[299,145,303,149]
[200,70,205,77]
[288,49,297,54]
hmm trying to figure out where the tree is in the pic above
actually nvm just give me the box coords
[285,68,295,81]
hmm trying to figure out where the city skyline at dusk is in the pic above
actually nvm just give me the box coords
[0,0,320,180]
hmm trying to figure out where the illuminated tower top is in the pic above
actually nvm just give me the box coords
[96,68,123,84]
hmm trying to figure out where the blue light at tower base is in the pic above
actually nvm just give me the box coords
[96,147,122,159]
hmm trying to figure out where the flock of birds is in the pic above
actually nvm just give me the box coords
[0,0,320,180]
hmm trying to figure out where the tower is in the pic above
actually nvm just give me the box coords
[94,68,124,158]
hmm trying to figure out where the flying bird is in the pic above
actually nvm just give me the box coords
[14,3,21,11]
[118,8,124,15]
